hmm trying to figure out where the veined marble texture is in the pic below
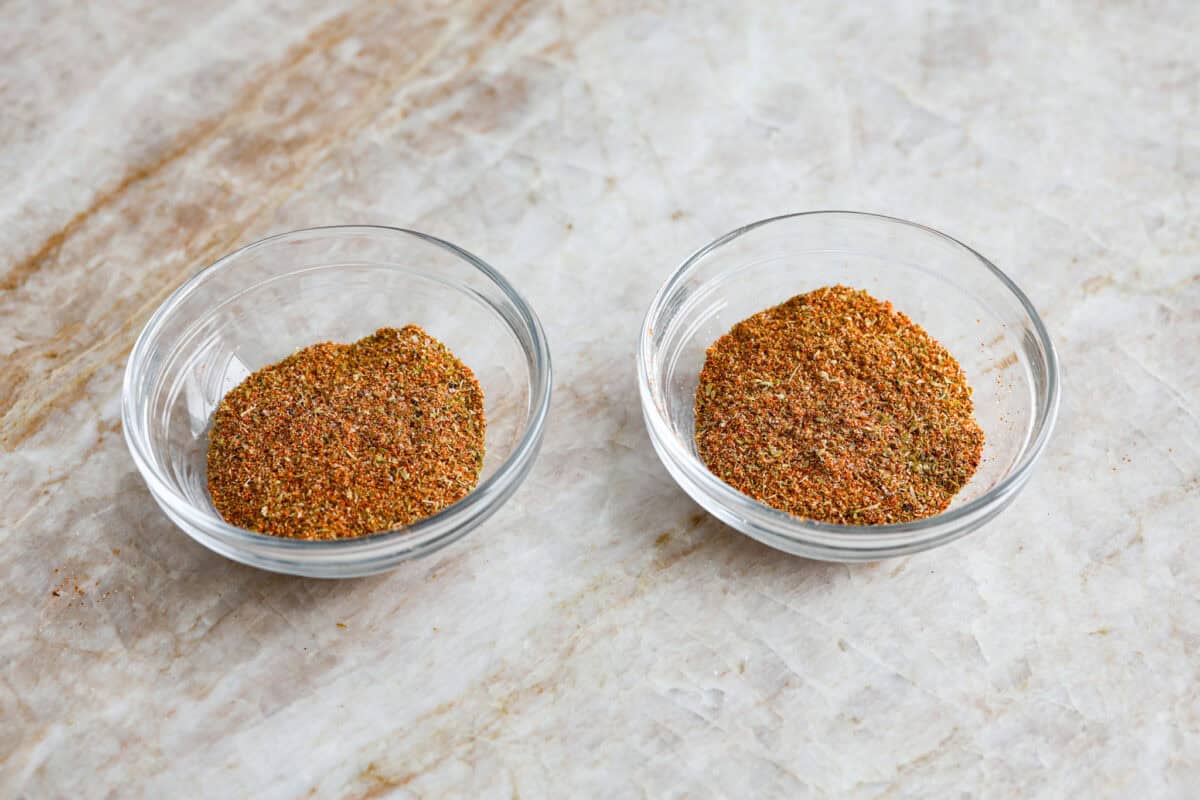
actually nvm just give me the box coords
[2,0,1198,797]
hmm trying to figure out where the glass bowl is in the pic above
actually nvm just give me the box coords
[637,211,1060,561]
[123,226,552,578]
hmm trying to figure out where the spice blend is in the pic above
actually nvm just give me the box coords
[207,326,485,539]
[695,286,984,525]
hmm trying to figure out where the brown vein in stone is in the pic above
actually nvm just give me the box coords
[1,0,540,451]
[0,7,364,296]
[0,3,376,450]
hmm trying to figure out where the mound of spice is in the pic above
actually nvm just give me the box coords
[695,286,984,525]
[207,326,485,539]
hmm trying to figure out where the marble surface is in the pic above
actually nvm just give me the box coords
[2,1,1198,796]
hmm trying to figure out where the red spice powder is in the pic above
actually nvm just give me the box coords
[207,326,485,539]
[695,286,984,525]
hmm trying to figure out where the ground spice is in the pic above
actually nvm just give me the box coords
[207,325,485,539]
[694,286,984,525]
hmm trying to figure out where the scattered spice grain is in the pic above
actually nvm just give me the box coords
[207,326,485,539]
[694,286,984,525]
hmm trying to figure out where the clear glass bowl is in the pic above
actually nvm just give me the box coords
[123,226,552,577]
[638,211,1060,561]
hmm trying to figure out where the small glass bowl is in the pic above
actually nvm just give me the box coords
[123,226,552,577]
[638,211,1060,561]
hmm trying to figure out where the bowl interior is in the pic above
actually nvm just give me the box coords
[648,213,1055,515]
[132,228,538,531]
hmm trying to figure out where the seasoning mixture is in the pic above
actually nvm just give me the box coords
[695,286,984,525]
[207,326,485,539]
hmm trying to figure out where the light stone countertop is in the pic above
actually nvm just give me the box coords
[2,2,1198,797]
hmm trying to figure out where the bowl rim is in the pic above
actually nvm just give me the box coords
[122,224,552,559]
[637,210,1061,552]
